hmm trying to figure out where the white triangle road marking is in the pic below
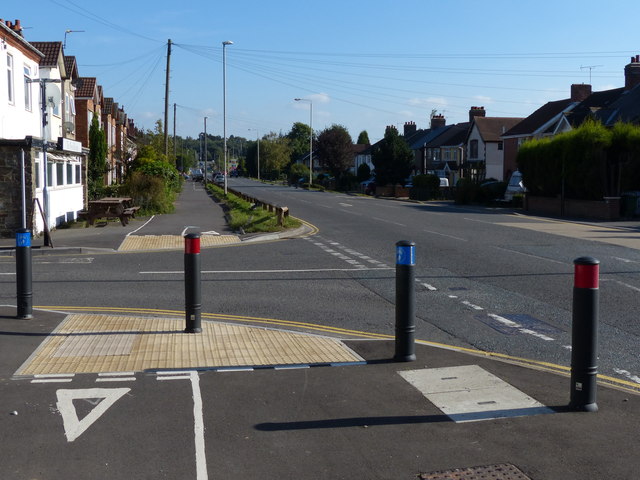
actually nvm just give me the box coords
[56,388,130,442]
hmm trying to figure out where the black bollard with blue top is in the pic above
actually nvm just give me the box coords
[394,240,416,362]
[15,228,33,319]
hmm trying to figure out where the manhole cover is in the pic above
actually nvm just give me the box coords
[418,463,532,479]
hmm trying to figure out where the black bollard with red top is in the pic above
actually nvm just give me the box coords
[184,232,202,333]
[570,256,599,412]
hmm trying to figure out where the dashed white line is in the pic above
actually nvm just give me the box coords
[613,368,640,384]
[487,314,555,341]
[461,301,484,311]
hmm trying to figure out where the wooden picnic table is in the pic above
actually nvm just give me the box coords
[79,197,140,226]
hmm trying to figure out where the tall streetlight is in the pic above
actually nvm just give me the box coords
[248,129,260,180]
[203,117,209,185]
[294,98,313,186]
[222,40,233,194]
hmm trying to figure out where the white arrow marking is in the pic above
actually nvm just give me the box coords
[56,388,130,442]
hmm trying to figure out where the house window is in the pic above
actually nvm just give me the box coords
[7,54,14,104]
[56,163,64,186]
[23,65,32,111]
[35,160,40,188]
[470,139,478,159]
[75,164,81,184]
[66,163,73,184]
[498,141,503,151]
[47,162,53,187]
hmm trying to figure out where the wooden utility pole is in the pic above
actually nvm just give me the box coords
[164,39,172,156]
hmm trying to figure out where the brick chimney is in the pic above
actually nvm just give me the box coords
[2,19,24,37]
[403,121,417,137]
[430,114,446,129]
[469,106,486,123]
[625,55,640,90]
[571,84,592,102]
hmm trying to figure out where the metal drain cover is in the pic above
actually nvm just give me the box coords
[418,463,532,479]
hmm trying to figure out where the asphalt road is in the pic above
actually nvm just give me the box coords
[1,178,639,385]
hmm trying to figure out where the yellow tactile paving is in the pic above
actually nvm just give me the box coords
[16,314,364,375]
[118,234,240,251]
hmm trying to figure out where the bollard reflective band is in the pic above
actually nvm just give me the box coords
[396,245,415,266]
[574,263,599,289]
[185,236,201,254]
[16,231,31,247]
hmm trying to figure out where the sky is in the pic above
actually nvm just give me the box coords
[4,0,639,143]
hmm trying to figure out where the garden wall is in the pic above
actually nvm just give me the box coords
[525,195,620,221]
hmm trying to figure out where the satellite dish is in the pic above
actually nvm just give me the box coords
[63,121,75,134]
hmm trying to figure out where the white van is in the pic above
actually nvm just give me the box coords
[504,170,526,201]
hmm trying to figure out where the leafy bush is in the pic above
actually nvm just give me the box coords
[289,163,309,184]
[121,171,175,214]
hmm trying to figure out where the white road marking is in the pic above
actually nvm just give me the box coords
[127,215,155,236]
[140,267,393,274]
[190,371,208,480]
[462,301,484,311]
[487,314,555,341]
[31,373,74,383]
[372,216,406,227]
[421,283,437,291]
[613,368,640,384]
[423,229,467,241]
[153,371,208,479]
[492,246,566,265]
[604,279,640,292]
[56,388,130,442]
[338,203,352,207]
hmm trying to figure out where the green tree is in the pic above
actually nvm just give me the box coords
[316,124,353,180]
[260,133,292,178]
[357,130,370,145]
[287,122,312,163]
[88,113,108,199]
[372,126,414,185]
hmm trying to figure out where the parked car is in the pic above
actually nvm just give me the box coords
[360,177,376,195]
[191,169,203,182]
[213,174,225,185]
[504,170,526,201]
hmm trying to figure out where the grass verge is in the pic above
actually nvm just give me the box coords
[206,184,301,233]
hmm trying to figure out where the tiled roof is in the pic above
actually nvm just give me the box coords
[474,117,524,142]
[64,56,78,79]
[427,122,470,147]
[503,99,574,137]
[30,41,63,67]
[75,77,97,98]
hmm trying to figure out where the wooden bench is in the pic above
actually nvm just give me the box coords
[79,198,140,227]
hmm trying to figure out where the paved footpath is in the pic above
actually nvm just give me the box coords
[1,183,639,479]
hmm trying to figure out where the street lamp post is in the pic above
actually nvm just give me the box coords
[248,129,260,180]
[294,98,313,186]
[222,40,233,195]
[203,117,208,186]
